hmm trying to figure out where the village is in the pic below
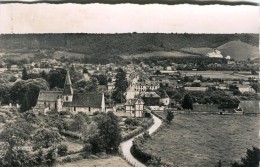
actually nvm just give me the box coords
[0,51,259,116]
[0,45,259,167]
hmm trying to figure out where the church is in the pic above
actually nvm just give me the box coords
[34,70,106,115]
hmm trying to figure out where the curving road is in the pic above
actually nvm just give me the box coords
[120,114,162,167]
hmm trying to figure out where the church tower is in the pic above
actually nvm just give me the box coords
[63,70,73,102]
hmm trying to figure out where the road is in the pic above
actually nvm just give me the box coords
[120,114,162,167]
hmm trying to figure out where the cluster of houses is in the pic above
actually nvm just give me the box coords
[0,56,259,116]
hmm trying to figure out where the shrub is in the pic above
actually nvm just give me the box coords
[231,146,260,167]
[124,118,139,126]
[57,144,68,156]
[144,112,151,118]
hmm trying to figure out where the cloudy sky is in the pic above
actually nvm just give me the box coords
[0,3,259,34]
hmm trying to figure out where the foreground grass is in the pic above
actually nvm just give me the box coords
[56,156,131,167]
[142,114,259,167]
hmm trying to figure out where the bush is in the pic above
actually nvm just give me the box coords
[124,118,139,126]
[59,130,82,140]
[144,112,151,118]
[231,146,260,167]
[57,144,68,156]
[59,111,71,116]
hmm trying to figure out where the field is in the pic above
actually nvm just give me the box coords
[120,51,198,59]
[56,156,131,167]
[142,113,260,167]
[180,71,258,80]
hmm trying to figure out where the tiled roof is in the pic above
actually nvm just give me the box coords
[125,98,144,106]
[141,92,160,98]
[63,93,102,107]
[125,99,137,106]
[160,90,169,98]
[37,91,62,102]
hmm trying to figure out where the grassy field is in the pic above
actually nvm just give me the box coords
[120,51,198,60]
[180,71,258,80]
[142,114,259,167]
[56,156,131,167]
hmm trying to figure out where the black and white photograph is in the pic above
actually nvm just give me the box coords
[0,0,259,167]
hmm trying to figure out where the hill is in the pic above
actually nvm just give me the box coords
[217,40,259,61]
[0,33,258,63]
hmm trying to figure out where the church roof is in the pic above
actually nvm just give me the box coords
[63,93,102,107]
[37,91,62,102]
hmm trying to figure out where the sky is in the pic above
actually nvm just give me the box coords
[0,3,259,34]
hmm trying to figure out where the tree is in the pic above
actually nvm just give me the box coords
[69,67,83,84]
[92,74,108,85]
[73,78,98,93]
[82,68,88,74]
[252,83,260,93]
[69,114,87,132]
[92,112,121,153]
[48,69,66,89]
[112,68,128,103]
[20,78,49,112]
[166,110,174,123]
[182,94,193,110]
[9,76,17,82]
[26,73,41,80]
[33,128,62,148]
[10,80,27,104]
[40,71,48,81]
[21,68,28,80]
[0,83,12,105]
[57,144,68,156]
[0,145,32,167]
[154,70,161,75]
[231,147,260,167]
[0,118,34,146]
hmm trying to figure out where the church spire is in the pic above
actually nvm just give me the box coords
[101,93,106,112]
[64,70,72,86]
[63,70,73,96]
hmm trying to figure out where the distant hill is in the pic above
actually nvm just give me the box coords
[217,40,259,61]
[0,33,258,62]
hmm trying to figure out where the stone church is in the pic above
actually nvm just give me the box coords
[34,70,105,115]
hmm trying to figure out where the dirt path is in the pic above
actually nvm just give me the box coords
[120,114,162,167]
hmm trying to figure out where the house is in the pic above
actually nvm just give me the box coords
[159,90,170,106]
[141,92,160,106]
[107,82,115,91]
[34,70,106,115]
[9,65,19,72]
[125,97,144,117]
[236,85,256,93]
[134,81,160,92]
[207,49,223,58]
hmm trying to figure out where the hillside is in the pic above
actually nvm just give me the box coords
[0,33,258,62]
[217,40,259,61]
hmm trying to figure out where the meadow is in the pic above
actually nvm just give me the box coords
[142,113,260,167]
[56,156,131,167]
